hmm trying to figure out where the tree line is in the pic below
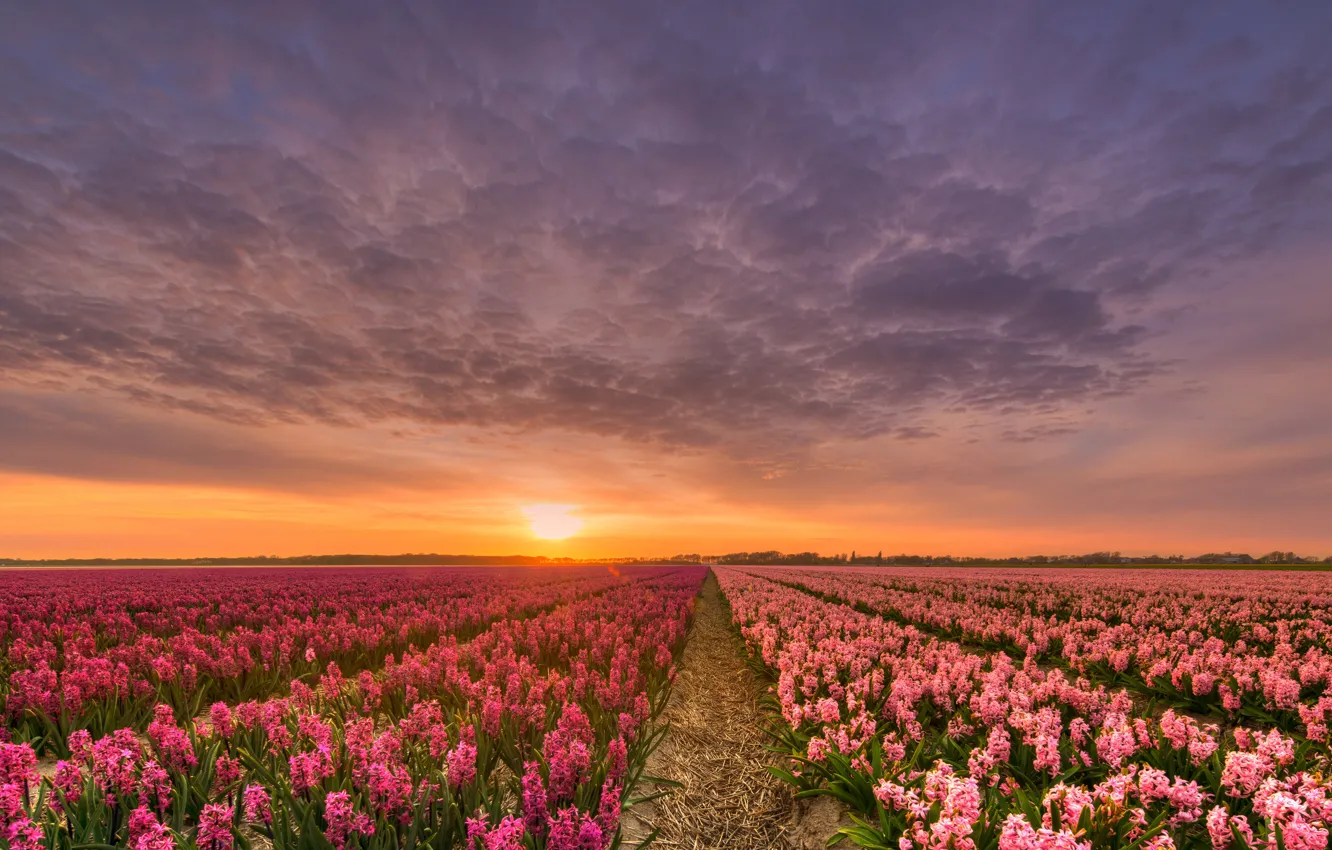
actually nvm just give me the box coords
[3,550,1328,567]
[692,550,1332,566]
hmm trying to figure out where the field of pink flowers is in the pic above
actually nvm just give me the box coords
[717,566,1332,850]
[4,564,1329,850]
[0,566,705,850]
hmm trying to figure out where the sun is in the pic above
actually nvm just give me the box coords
[521,503,584,540]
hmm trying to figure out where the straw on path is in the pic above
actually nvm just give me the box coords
[621,569,796,850]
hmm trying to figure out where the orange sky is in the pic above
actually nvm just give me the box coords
[4,460,1327,560]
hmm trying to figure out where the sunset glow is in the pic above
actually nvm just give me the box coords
[521,504,584,541]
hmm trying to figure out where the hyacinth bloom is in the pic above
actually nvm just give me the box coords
[323,791,374,850]
[544,703,596,802]
[998,814,1091,850]
[128,806,174,850]
[242,784,272,826]
[196,804,235,850]
[1,783,42,850]
[466,814,527,850]
[445,740,478,790]
[0,744,37,787]
[521,760,550,837]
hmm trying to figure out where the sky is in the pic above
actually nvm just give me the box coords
[1,1,1330,559]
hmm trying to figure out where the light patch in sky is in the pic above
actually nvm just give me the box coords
[522,504,584,541]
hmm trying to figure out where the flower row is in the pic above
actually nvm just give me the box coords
[2,567,631,750]
[750,566,1332,734]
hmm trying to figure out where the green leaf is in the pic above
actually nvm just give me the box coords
[634,775,684,789]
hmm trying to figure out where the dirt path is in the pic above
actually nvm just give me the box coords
[620,570,799,849]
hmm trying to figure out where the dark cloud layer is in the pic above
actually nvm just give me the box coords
[2,0,1330,457]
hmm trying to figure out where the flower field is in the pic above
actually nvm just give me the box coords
[0,566,705,850]
[716,566,1332,849]
[3,564,1330,850]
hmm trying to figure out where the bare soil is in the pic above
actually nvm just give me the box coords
[621,570,846,850]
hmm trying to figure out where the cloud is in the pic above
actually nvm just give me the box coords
[0,0,1330,476]
[0,390,468,495]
